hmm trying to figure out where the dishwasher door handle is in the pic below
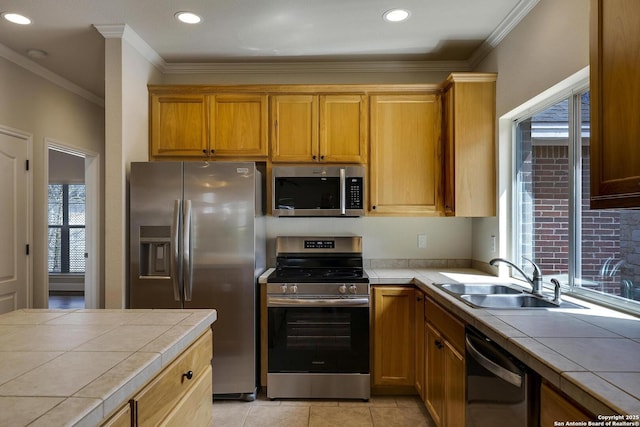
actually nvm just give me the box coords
[466,335,523,387]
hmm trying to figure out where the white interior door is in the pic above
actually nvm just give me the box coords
[0,128,30,314]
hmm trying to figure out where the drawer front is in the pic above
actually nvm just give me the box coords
[425,297,464,353]
[160,365,213,427]
[135,329,213,426]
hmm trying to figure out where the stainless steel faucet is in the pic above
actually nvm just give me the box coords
[490,257,544,296]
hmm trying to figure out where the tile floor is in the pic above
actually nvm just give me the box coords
[49,293,85,309]
[211,392,436,427]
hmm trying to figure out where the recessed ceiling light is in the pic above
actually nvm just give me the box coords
[2,12,32,25]
[175,11,201,24]
[383,9,410,23]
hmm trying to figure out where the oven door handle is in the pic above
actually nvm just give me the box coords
[267,297,370,307]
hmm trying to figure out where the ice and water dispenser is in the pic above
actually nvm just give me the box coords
[138,226,172,278]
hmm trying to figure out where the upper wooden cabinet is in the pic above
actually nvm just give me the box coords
[150,93,207,158]
[149,88,268,159]
[270,94,367,163]
[590,0,640,208]
[442,73,497,217]
[369,93,442,215]
[208,94,268,158]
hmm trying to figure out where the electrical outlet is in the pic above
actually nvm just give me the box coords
[418,234,427,249]
[490,235,496,253]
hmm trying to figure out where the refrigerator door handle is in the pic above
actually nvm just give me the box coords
[183,200,193,302]
[339,167,346,215]
[171,200,182,302]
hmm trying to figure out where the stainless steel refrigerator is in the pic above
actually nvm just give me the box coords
[129,161,265,400]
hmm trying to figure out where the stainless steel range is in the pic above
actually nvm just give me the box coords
[266,236,370,400]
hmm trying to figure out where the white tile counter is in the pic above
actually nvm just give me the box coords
[367,268,640,417]
[0,308,217,427]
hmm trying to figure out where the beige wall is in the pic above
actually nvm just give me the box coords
[471,0,590,264]
[103,33,162,308]
[0,56,104,308]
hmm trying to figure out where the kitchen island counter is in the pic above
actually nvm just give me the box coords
[0,308,217,426]
[366,268,640,417]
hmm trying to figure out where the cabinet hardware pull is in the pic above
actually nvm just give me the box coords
[312,155,317,160]
[182,370,194,381]
[320,155,325,160]
[202,149,207,155]
[435,340,443,349]
[210,149,215,155]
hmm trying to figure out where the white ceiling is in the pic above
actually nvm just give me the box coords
[0,0,538,100]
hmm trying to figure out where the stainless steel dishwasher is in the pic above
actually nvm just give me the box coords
[465,327,539,427]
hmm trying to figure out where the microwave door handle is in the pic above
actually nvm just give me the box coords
[340,168,346,215]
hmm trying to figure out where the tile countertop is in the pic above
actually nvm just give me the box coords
[366,268,640,417]
[0,308,217,427]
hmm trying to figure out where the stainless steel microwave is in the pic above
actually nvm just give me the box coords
[272,165,365,217]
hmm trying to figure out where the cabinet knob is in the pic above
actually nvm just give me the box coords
[312,155,317,160]
[210,149,215,155]
[416,296,423,302]
[435,340,443,349]
[372,205,376,210]
[202,149,207,155]
[320,155,325,160]
[182,370,194,381]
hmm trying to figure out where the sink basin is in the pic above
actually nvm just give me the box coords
[459,294,586,309]
[438,283,523,295]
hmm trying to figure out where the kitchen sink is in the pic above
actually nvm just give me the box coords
[434,282,588,310]
[459,293,586,309]
[438,283,523,295]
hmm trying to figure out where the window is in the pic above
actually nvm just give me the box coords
[48,184,85,273]
[513,89,640,311]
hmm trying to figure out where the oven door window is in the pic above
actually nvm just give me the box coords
[274,177,340,210]
[268,306,369,373]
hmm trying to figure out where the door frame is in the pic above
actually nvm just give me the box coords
[0,125,32,309]
[45,139,100,309]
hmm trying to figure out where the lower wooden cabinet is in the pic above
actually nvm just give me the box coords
[101,404,132,427]
[372,286,415,389]
[424,297,465,427]
[102,329,213,427]
[414,291,426,400]
[540,382,593,426]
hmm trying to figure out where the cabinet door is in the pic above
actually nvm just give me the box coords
[424,322,444,426]
[540,382,592,426]
[319,94,367,163]
[270,95,318,162]
[150,94,207,157]
[443,340,465,427]
[372,286,415,387]
[209,94,268,158]
[590,0,640,208]
[414,291,425,399]
[369,94,442,215]
[443,74,497,217]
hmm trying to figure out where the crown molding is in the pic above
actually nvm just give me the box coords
[162,59,471,75]
[468,0,541,68]
[94,24,165,71]
[0,42,104,107]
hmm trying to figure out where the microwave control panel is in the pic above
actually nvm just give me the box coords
[346,177,364,209]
